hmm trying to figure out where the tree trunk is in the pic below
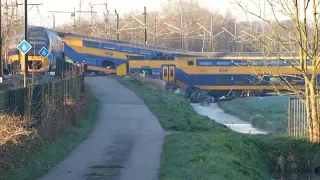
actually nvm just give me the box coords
[309,82,320,143]
[306,85,313,141]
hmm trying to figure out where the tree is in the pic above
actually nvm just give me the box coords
[235,0,320,142]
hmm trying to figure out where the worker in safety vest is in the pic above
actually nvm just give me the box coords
[140,70,146,77]
[66,59,74,64]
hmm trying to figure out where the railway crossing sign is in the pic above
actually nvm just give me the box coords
[17,40,32,55]
[48,53,53,61]
[39,47,49,58]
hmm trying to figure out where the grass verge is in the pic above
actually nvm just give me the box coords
[119,77,320,180]
[218,96,288,133]
[1,90,101,180]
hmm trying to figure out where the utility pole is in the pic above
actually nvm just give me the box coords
[48,9,81,31]
[78,0,81,21]
[76,10,97,32]
[5,0,8,34]
[4,0,9,69]
[0,0,3,81]
[115,9,119,40]
[52,13,56,29]
[23,0,28,87]
[73,7,76,31]
[14,0,18,35]
[8,2,42,34]
[89,2,94,33]
[154,18,157,46]
[91,1,108,36]
[143,6,147,45]
[235,21,237,52]
[210,18,213,52]
[179,0,183,50]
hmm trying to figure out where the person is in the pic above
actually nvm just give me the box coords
[139,70,146,77]
[66,58,74,64]
[82,60,88,75]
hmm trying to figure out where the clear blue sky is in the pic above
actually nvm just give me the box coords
[21,0,236,27]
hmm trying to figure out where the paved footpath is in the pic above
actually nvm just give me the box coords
[39,76,165,180]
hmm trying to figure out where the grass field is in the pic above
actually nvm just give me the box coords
[2,97,101,180]
[219,96,289,133]
[119,77,320,180]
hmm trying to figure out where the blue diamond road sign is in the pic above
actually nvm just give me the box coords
[48,53,53,61]
[39,47,49,58]
[17,40,32,55]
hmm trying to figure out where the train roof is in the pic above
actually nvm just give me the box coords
[127,52,300,59]
[56,31,193,55]
[177,52,300,57]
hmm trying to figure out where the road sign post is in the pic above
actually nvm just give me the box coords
[17,40,32,87]
[23,0,28,87]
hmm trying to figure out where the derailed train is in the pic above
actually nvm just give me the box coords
[7,26,319,97]
[127,54,320,97]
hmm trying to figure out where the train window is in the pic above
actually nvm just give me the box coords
[307,59,312,65]
[188,61,194,66]
[28,31,46,41]
[285,60,299,66]
[270,76,281,85]
[216,60,231,66]
[252,77,266,85]
[290,75,304,84]
[234,60,248,66]
[164,69,168,77]
[268,60,284,66]
[216,77,231,85]
[198,60,213,66]
[170,69,173,77]
[141,69,152,76]
[234,77,250,85]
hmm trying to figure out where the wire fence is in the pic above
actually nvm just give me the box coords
[287,97,308,137]
[0,74,84,124]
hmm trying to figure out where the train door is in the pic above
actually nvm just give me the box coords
[162,65,175,84]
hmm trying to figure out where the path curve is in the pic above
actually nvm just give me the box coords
[39,76,165,180]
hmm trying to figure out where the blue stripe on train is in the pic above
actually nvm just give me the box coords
[130,67,320,87]
[64,44,127,67]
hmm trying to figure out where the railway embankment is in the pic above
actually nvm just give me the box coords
[119,76,320,180]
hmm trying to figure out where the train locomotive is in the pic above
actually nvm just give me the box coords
[7,26,64,74]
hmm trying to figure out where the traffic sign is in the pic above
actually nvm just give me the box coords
[47,53,53,61]
[39,47,49,58]
[17,40,32,55]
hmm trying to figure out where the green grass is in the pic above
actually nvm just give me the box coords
[218,96,289,133]
[2,99,101,180]
[119,77,320,180]
[120,78,228,133]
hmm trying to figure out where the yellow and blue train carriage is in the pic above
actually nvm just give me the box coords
[128,54,320,97]
[57,32,197,75]
[8,26,64,73]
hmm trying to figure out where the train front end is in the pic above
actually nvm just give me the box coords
[20,28,50,74]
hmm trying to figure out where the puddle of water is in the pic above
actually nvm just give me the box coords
[191,103,267,135]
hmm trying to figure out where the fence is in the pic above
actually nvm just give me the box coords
[0,74,84,124]
[287,97,308,137]
[55,58,73,77]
